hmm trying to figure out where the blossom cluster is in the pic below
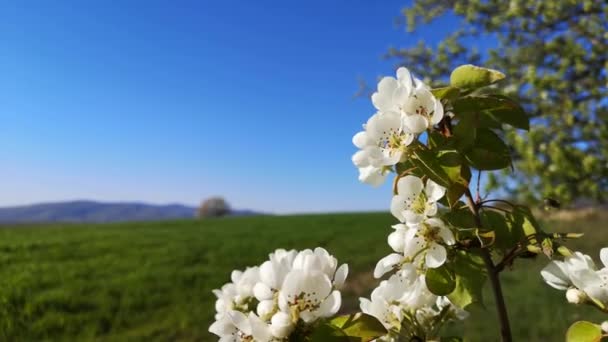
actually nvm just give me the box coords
[209,248,348,341]
[354,68,467,340]
[541,248,608,307]
[352,67,444,186]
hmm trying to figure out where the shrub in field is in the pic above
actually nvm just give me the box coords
[198,197,231,218]
[211,64,605,341]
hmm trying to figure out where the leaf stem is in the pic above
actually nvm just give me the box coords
[464,189,512,342]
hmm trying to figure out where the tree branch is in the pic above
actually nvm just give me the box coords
[464,189,512,342]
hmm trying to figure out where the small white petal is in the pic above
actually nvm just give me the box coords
[388,230,407,252]
[426,244,447,268]
[437,225,456,245]
[425,179,447,202]
[373,253,403,278]
[431,99,444,125]
[352,150,371,167]
[253,283,273,301]
[402,114,429,134]
[600,248,608,269]
[352,131,370,149]
[396,175,424,199]
[390,195,407,222]
[270,312,295,338]
[318,290,342,318]
[334,264,349,288]
[396,67,413,90]
[540,261,571,290]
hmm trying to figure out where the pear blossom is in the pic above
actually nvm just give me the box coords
[209,311,274,342]
[361,273,466,341]
[351,112,415,186]
[541,248,608,307]
[391,175,446,225]
[210,247,348,341]
[371,67,444,134]
[213,266,261,320]
[376,219,455,278]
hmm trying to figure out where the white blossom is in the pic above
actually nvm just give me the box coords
[371,67,443,134]
[390,175,446,225]
[541,248,608,307]
[210,248,348,341]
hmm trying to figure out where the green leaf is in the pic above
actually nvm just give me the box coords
[428,131,450,149]
[453,95,529,130]
[309,323,351,342]
[464,129,512,170]
[452,114,478,151]
[566,321,602,342]
[441,337,464,342]
[327,313,388,342]
[443,208,476,229]
[480,210,521,251]
[412,149,452,187]
[447,251,487,309]
[450,64,505,89]
[426,265,456,295]
[431,86,461,101]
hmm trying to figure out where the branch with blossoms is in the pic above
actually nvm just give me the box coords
[351,64,585,342]
[209,64,592,342]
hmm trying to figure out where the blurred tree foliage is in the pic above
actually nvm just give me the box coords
[386,0,607,205]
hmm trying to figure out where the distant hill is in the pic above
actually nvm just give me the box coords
[0,200,261,223]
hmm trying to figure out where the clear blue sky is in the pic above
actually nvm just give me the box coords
[1,1,464,213]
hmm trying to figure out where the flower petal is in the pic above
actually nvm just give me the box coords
[601,248,608,269]
[396,175,424,199]
[334,264,349,288]
[431,98,444,125]
[390,195,407,222]
[373,253,403,278]
[317,290,342,318]
[540,261,571,290]
[425,243,447,268]
[352,131,371,149]
[425,179,447,202]
[402,114,429,134]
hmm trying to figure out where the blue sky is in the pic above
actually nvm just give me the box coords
[1,1,463,213]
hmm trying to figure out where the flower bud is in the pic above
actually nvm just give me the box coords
[601,321,608,333]
[270,312,295,338]
[566,288,586,304]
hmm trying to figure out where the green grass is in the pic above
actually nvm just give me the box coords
[0,212,606,341]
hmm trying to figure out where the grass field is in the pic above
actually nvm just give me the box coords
[0,212,606,341]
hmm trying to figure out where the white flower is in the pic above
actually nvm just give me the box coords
[209,311,273,342]
[212,266,260,320]
[374,232,453,278]
[376,218,455,275]
[211,248,348,341]
[371,67,443,134]
[352,112,414,167]
[399,86,444,134]
[542,248,608,306]
[391,176,446,225]
[541,251,596,290]
[371,67,419,112]
[360,276,406,331]
[278,269,342,322]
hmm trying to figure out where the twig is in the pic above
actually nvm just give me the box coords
[464,189,512,342]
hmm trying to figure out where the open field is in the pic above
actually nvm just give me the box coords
[0,212,606,341]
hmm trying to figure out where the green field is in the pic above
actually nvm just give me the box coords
[0,212,606,341]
